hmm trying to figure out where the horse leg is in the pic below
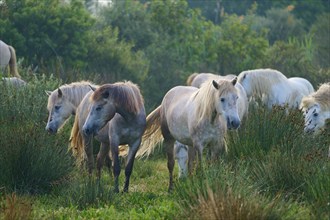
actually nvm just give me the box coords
[193,143,204,175]
[110,140,121,193]
[164,138,175,192]
[83,133,94,175]
[123,139,141,192]
[96,142,110,180]
[188,146,196,176]
[105,152,112,177]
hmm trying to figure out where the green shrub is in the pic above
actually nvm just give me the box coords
[0,75,74,194]
[175,161,311,220]
[225,105,329,218]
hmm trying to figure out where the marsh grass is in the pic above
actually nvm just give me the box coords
[0,75,74,194]
[175,160,312,220]
[175,104,329,219]
[0,193,33,220]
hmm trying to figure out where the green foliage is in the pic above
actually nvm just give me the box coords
[86,26,149,83]
[0,0,94,70]
[225,105,329,218]
[175,161,311,220]
[310,13,330,68]
[216,14,269,74]
[0,74,74,194]
[262,7,306,44]
[262,40,328,86]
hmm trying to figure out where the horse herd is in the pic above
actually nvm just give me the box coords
[1,40,329,192]
[43,69,329,192]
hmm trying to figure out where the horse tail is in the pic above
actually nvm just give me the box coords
[8,46,21,78]
[69,113,85,166]
[136,105,163,158]
[186,73,198,86]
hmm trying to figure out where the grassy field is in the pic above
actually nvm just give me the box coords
[0,76,329,219]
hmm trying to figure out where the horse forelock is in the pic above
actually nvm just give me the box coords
[245,69,287,96]
[194,80,237,122]
[48,81,95,109]
[301,83,330,111]
[92,81,144,114]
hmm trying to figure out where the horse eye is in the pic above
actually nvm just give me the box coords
[220,98,225,102]
[55,105,61,110]
[96,106,102,111]
[313,113,318,117]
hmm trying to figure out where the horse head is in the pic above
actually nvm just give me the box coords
[303,103,327,134]
[213,78,240,129]
[83,86,116,136]
[46,88,75,134]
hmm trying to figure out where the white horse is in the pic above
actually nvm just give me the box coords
[237,69,314,109]
[174,72,249,177]
[300,82,330,134]
[2,77,27,87]
[45,81,97,133]
[137,78,240,191]
[46,81,114,174]
[0,40,20,78]
[187,72,248,120]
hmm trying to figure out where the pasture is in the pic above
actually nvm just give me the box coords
[0,74,329,219]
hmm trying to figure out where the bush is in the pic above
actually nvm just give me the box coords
[225,105,329,218]
[0,74,74,194]
[175,105,329,218]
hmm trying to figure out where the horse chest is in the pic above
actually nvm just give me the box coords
[191,120,223,144]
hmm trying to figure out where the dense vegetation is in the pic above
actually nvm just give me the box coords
[0,0,329,219]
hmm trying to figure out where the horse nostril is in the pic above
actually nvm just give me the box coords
[47,127,54,133]
[231,120,240,129]
[83,128,90,135]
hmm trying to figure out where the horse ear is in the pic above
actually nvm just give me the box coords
[231,77,237,86]
[89,84,96,91]
[212,80,220,90]
[102,91,109,99]
[45,90,52,96]
[57,88,63,98]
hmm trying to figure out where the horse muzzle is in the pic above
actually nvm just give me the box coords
[82,125,97,136]
[45,125,58,134]
[227,118,240,130]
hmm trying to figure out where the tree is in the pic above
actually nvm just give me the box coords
[216,15,269,74]
[0,0,94,71]
[310,13,330,68]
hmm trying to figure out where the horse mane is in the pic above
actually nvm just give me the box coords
[48,81,96,109]
[92,81,144,114]
[301,82,330,111]
[242,69,287,96]
[193,79,237,123]
[186,73,198,86]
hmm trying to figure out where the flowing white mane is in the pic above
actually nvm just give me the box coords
[301,83,330,111]
[193,79,236,123]
[48,81,96,108]
[241,69,287,96]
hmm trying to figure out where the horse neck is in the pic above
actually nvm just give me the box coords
[63,85,92,108]
[251,75,280,98]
